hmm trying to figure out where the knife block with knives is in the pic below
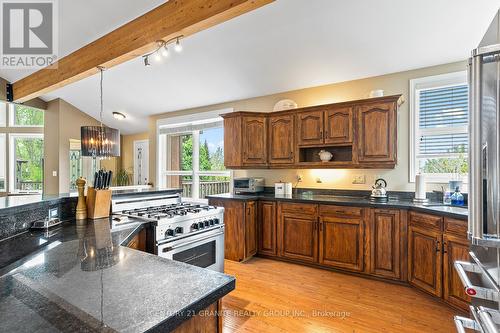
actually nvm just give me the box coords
[86,170,113,219]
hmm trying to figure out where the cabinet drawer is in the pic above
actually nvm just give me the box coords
[444,217,468,238]
[409,211,443,230]
[320,205,362,217]
[280,202,317,216]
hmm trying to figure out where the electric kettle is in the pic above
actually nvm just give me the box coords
[370,178,388,202]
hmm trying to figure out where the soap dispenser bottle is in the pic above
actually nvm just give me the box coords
[450,186,464,206]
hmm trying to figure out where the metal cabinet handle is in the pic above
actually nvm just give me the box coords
[443,242,447,254]
[454,260,499,301]
[161,230,224,252]
[435,240,440,253]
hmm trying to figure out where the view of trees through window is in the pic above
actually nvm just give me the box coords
[14,104,44,126]
[14,137,44,191]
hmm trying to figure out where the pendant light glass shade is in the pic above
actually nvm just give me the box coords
[81,67,121,158]
[81,126,120,157]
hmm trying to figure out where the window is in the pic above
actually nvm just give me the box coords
[157,110,232,201]
[9,103,44,127]
[0,102,6,127]
[410,72,468,183]
[9,134,44,193]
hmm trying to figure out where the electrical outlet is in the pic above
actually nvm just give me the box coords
[52,171,57,177]
[352,175,366,184]
[316,177,322,183]
[296,174,303,182]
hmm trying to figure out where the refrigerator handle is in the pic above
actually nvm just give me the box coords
[468,55,483,241]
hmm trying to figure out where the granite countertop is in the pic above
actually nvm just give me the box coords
[208,192,468,219]
[0,218,235,333]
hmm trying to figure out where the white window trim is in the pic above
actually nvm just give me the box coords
[409,71,468,183]
[0,133,5,192]
[156,108,233,200]
[9,133,44,194]
[8,103,44,128]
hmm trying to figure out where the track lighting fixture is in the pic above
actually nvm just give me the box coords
[142,36,183,67]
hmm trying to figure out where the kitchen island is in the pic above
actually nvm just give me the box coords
[0,217,234,332]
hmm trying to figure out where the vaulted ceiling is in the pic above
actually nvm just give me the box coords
[1,0,498,134]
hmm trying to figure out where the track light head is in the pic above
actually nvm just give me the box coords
[161,45,169,57]
[143,56,151,67]
[174,38,182,53]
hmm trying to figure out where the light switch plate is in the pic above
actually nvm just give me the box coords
[52,171,57,177]
[352,175,366,184]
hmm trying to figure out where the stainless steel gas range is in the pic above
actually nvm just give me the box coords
[112,193,225,272]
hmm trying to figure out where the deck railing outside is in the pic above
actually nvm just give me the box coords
[182,181,230,198]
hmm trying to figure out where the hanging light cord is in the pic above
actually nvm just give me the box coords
[98,66,104,128]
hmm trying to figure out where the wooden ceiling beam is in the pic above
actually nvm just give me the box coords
[12,0,274,102]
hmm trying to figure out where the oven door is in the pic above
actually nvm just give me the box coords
[157,227,224,272]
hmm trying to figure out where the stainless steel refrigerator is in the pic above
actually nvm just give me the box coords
[454,9,500,333]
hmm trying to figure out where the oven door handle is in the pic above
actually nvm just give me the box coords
[162,231,224,252]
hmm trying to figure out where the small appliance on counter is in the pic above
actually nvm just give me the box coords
[31,206,61,229]
[233,177,264,194]
[370,178,388,202]
[275,182,292,196]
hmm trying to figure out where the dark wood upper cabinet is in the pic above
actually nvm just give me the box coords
[223,116,242,168]
[258,201,277,256]
[297,110,324,146]
[408,225,442,297]
[319,214,364,272]
[242,116,267,165]
[268,114,294,165]
[443,234,470,311]
[357,102,397,163]
[324,107,353,144]
[368,209,403,280]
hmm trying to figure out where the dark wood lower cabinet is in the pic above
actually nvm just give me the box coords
[278,208,318,263]
[258,201,277,256]
[319,215,364,272]
[207,198,256,262]
[172,301,221,333]
[443,234,471,311]
[408,225,442,297]
[368,209,404,280]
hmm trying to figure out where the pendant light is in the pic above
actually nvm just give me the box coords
[81,67,120,158]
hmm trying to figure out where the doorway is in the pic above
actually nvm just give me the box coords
[133,140,149,185]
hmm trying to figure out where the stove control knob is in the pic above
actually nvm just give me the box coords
[191,223,199,230]
[209,219,215,226]
[175,227,184,234]
[204,220,210,227]
[198,222,205,229]
[166,229,175,237]
[213,218,220,225]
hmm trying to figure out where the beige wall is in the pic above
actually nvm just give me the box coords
[147,61,467,192]
[44,99,119,194]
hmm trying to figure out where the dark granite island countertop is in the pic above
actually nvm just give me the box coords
[0,219,234,333]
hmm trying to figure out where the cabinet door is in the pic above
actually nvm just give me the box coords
[242,116,267,165]
[324,107,353,144]
[297,110,324,146]
[208,199,245,261]
[369,209,401,279]
[408,226,442,297]
[319,216,364,271]
[279,213,318,263]
[443,234,470,311]
[258,201,277,256]
[245,201,258,259]
[268,114,294,164]
[357,102,396,163]
[223,117,242,168]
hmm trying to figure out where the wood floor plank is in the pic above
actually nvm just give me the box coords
[221,258,458,333]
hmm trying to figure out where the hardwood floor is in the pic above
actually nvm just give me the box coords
[221,258,460,333]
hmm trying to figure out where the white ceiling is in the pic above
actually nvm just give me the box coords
[1,0,499,134]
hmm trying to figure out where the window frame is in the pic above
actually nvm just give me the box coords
[9,133,44,194]
[8,103,45,128]
[0,133,6,192]
[157,109,233,202]
[409,71,468,183]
